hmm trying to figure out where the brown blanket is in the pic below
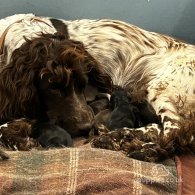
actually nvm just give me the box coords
[0,147,177,195]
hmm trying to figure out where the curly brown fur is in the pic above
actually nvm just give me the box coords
[0,33,112,137]
[0,118,40,150]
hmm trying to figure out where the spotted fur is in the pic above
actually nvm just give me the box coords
[0,14,195,161]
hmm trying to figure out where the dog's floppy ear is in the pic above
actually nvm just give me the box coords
[0,37,48,121]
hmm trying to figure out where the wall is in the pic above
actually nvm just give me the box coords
[0,0,194,44]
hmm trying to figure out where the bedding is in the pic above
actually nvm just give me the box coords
[0,146,178,195]
[0,130,194,195]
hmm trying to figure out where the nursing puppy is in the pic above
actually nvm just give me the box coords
[135,100,159,126]
[93,87,159,130]
[108,87,143,130]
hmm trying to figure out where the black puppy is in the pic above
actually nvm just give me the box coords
[134,100,159,125]
[32,122,73,148]
[107,87,143,130]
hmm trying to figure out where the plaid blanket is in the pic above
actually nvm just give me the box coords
[0,147,177,195]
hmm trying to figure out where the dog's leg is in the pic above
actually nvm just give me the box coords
[91,124,168,162]
[134,86,195,160]
[91,88,195,161]
[91,123,180,162]
[147,87,180,134]
[125,87,183,161]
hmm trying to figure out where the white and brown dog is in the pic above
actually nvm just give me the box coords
[0,14,194,161]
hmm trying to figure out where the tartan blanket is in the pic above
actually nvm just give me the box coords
[0,147,177,195]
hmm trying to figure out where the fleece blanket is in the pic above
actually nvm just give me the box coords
[0,147,178,195]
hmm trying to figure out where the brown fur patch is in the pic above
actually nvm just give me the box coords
[0,119,40,150]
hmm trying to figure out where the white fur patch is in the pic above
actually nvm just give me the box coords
[163,121,179,136]
[0,123,8,128]
[142,142,155,147]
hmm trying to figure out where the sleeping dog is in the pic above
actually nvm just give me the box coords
[1,14,195,161]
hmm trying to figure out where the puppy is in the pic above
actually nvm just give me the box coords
[32,122,73,148]
[93,87,159,132]
[134,100,159,125]
[108,88,143,130]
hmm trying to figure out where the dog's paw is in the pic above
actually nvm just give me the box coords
[128,149,159,162]
[127,142,167,162]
